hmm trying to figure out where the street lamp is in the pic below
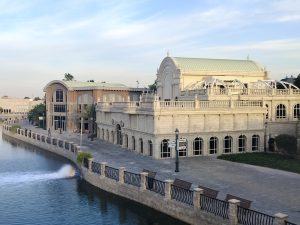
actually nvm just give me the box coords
[264,122,267,152]
[90,117,94,141]
[175,128,179,172]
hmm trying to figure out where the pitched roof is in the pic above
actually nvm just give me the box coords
[171,57,264,73]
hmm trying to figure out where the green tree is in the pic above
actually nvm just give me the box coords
[275,134,297,156]
[293,74,300,88]
[24,96,30,99]
[63,73,74,81]
[33,97,41,101]
[28,103,46,127]
[148,80,157,91]
[0,107,3,114]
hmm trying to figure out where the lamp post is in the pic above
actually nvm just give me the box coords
[264,122,267,152]
[175,128,179,172]
[90,117,94,141]
[80,117,83,147]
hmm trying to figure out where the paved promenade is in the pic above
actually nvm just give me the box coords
[21,122,300,223]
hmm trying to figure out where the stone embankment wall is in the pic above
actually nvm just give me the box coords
[1,124,291,225]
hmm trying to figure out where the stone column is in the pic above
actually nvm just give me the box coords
[140,172,148,191]
[274,213,288,225]
[164,179,173,200]
[228,199,240,225]
[118,167,126,184]
[193,188,203,209]
[100,162,107,178]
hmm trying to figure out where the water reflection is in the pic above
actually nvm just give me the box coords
[76,179,188,225]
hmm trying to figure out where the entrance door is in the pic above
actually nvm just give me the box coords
[116,124,122,145]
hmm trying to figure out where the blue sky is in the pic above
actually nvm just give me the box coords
[0,0,300,98]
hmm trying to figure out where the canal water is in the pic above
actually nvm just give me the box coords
[0,130,187,225]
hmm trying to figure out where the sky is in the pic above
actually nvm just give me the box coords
[0,0,300,98]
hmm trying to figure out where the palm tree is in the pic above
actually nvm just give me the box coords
[63,73,74,81]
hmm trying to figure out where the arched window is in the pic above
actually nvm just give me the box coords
[132,136,136,150]
[293,104,300,119]
[238,135,246,152]
[101,128,104,139]
[106,130,109,141]
[161,139,171,158]
[111,131,114,143]
[252,135,260,151]
[139,138,143,153]
[276,104,286,119]
[193,137,203,155]
[125,134,128,148]
[56,89,64,102]
[116,124,122,145]
[223,136,232,153]
[148,140,153,156]
[209,137,218,154]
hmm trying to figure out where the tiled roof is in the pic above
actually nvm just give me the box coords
[171,57,264,73]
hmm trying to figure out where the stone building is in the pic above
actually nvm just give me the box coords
[43,80,146,132]
[0,96,42,121]
[95,56,300,159]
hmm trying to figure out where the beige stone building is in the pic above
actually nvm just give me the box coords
[44,80,146,132]
[96,56,300,159]
[0,96,42,121]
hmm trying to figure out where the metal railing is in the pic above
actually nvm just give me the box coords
[124,171,141,187]
[65,142,69,150]
[83,158,89,169]
[200,195,229,219]
[146,177,165,196]
[58,140,63,148]
[70,144,74,152]
[171,185,194,205]
[105,166,119,181]
[237,206,275,225]
[91,161,101,174]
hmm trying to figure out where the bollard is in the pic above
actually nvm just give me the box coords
[164,179,173,200]
[140,172,148,191]
[100,162,107,178]
[193,188,204,209]
[228,199,240,225]
[118,167,126,184]
[274,213,288,225]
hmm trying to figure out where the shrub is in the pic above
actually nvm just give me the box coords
[275,134,297,155]
[76,151,92,164]
[10,124,21,134]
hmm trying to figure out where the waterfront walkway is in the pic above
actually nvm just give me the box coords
[21,122,300,223]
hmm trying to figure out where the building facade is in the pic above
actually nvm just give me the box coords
[0,96,42,122]
[95,56,300,159]
[44,80,146,133]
